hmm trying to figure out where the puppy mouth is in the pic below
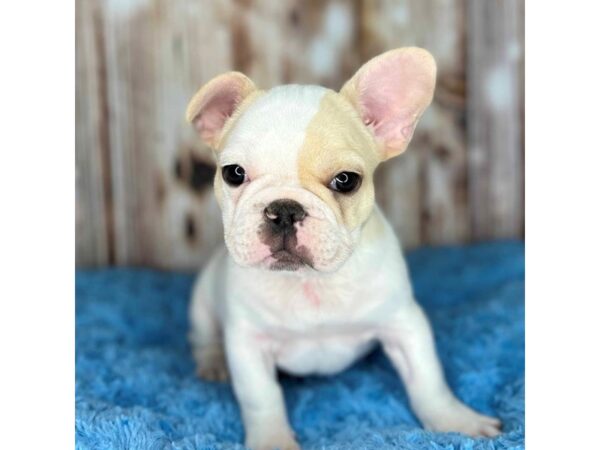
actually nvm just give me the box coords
[256,220,314,270]
[268,249,312,271]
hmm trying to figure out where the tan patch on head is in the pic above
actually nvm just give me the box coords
[298,91,380,230]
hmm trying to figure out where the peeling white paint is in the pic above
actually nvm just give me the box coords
[323,2,353,46]
[470,146,486,167]
[391,4,409,25]
[106,0,148,18]
[485,65,516,112]
[308,1,353,78]
[507,40,522,60]
[308,38,337,78]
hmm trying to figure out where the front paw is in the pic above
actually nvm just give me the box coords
[420,399,502,438]
[193,346,229,382]
[245,429,300,450]
[196,363,229,382]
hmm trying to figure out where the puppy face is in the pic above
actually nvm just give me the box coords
[187,48,436,272]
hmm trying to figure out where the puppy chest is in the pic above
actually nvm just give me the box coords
[273,332,377,376]
[246,277,387,325]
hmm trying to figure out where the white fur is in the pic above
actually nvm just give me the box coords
[189,85,501,450]
[221,85,327,175]
[218,86,357,273]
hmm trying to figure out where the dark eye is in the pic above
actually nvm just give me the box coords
[222,164,246,186]
[328,172,361,193]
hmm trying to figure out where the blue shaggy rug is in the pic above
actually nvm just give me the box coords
[76,241,524,449]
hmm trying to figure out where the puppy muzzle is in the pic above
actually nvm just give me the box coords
[260,199,313,271]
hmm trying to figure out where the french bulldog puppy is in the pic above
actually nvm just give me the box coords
[186,48,502,450]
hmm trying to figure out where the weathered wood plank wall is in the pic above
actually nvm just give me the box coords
[75,0,524,269]
[467,0,524,240]
[76,0,110,266]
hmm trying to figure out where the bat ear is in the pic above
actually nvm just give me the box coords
[186,72,256,149]
[340,47,436,160]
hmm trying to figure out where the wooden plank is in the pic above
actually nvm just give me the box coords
[75,0,110,266]
[361,0,470,248]
[76,0,524,268]
[150,0,229,269]
[281,0,362,89]
[467,0,524,240]
[221,0,361,89]
[101,0,230,269]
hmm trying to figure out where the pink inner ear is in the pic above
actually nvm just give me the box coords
[194,83,243,144]
[357,51,434,155]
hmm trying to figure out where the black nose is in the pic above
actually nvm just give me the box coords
[264,199,306,232]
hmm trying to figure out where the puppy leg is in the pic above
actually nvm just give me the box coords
[189,279,228,382]
[380,302,502,437]
[225,327,299,450]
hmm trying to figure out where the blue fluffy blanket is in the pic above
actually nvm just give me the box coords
[76,241,524,449]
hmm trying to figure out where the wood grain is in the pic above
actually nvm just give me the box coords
[76,0,111,266]
[467,0,524,240]
[75,0,524,268]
